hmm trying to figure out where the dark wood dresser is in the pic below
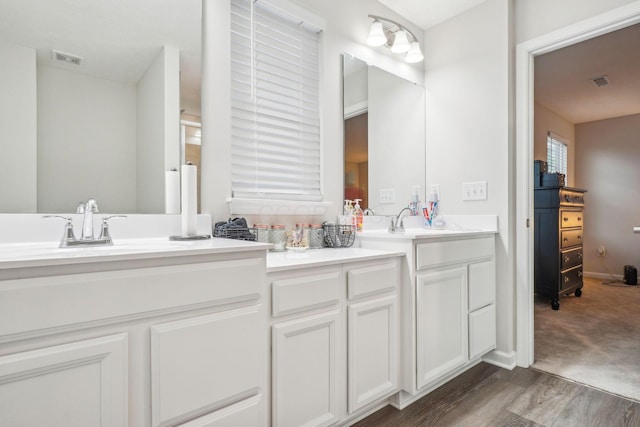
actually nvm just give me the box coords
[534,186,586,310]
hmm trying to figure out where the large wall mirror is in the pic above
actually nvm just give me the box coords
[343,54,426,216]
[0,0,202,214]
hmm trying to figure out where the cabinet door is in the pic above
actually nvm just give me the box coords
[469,260,496,312]
[416,267,468,389]
[469,304,496,359]
[0,333,128,427]
[151,305,262,427]
[272,311,340,427]
[347,295,398,414]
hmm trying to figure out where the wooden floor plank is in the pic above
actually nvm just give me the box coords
[552,387,640,427]
[355,363,640,427]
[507,374,583,426]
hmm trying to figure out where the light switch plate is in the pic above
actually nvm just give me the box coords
[462,181,487,201]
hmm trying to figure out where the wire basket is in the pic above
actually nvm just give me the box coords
[323,224,356,248]
[213,226,257,241]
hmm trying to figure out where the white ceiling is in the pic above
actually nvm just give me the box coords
[377,0,487,30]
[0,0,202,115]
[535,22,640,124]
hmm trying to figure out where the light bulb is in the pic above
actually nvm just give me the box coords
[367,20,387,47]
[405,41,424,63]
[390,29,410,53]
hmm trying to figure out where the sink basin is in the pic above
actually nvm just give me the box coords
[0,239,187,262]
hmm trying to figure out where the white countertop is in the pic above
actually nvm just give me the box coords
[356,228,497,240]
[267,247,403,272]
[0,237,272,270]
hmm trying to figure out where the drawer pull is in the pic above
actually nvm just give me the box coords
[578,271,583,277]
[564,256,570,263]
[564,276,570,283]
[578,253,583,259]
[577,235,582,240]
[578,217,582,221]
[563,238,568,242]
[563,217,568,221]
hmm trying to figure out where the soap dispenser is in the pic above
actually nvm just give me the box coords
[353,199,364,232]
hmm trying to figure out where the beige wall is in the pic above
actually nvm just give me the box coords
[534,102,576,186]
[575,113,640,278]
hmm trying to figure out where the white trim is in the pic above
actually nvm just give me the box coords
[482,349,516,370]
[227,198,332,216]
[344,100,368,119]
[515,1,640,368]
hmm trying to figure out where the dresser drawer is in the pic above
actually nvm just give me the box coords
[560,210,583,229]
[271,270,341,317]
[561,265,583,290]
[347,261,398,300]
[561,229,583,249]
[416,237,494,270]
[561,248,583,269]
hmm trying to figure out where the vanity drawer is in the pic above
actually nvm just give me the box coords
[561,248,583,269]
[416,237,494,270]
[271,270,341,317]
[347,261,398,300]
[560,210,583,229]
[0,258,264,339]
[560,229,583,249]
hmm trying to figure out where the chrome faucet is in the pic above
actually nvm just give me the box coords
[44,199,126,247]
[388,207,414,233]
[77,198,99,240]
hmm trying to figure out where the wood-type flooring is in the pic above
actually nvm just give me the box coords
[353,362,640,426]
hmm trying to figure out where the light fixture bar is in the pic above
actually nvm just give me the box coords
[367,14,420,44]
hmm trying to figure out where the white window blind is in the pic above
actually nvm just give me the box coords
[547,132,567,176]
[230,0,322,201]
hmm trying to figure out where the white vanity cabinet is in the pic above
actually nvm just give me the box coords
[359,232,496,407]
[415,237,496,389]
[269,267,342,427]
[267,255,400,427]
[345,261,399,414]
[0,249,268,427]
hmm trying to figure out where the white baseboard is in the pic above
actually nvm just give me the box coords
[482,349,516,370]
[584,271,623,280]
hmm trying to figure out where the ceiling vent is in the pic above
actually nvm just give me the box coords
[590,75,610,87]
[51,50,84,67]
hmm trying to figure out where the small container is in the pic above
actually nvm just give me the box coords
[253,224,269,243]
[309,224,324,249]
[269,224,286,251]
[287,223,309,250]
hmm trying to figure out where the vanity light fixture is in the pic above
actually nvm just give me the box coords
[366,14,423,63]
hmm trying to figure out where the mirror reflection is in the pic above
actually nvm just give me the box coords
[343,54,426,215]
[0,0,202,214]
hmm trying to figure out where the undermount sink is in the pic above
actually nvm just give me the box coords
[0,239,187,262]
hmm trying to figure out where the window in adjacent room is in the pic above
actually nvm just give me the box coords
[546,132,567,176]
[230,0,323,201]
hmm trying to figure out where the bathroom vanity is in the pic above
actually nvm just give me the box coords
[0,238,271,427]
[0,214,498,426]
[357,224,497,409]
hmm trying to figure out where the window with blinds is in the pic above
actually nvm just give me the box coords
[547,133,567,176]
[230,0,322,201]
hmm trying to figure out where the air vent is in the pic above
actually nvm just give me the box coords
[591,75,610,87]
[51,50,83,66]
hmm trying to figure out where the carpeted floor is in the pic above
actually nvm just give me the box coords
[533,277,640,402]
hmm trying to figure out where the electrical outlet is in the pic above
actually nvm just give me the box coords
[597,246,607,257]
[379,188,396,204]
[462,181,488,201]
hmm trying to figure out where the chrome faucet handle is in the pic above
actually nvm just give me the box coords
[43,215,77,247]
[98,215,127,243]
[76,202,85,213]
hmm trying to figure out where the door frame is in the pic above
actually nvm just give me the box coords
[515,2,640,367]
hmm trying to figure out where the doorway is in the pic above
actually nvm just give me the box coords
[515,2,640,376]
